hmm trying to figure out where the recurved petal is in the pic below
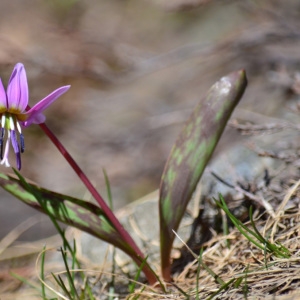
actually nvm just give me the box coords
[0,79,7,110]
[23,85,70,126]
[7,63,29,112]
[22,113,46,127]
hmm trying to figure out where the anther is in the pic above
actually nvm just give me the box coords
[0,127,4,159]
[20,133,25,153]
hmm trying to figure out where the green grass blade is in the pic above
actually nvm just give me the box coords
[189,244,225,287]
[215,197,267,251]
[217,194,290,259]
[52,273,72,298]
[249,207,289,258]
[103,168,113,210]
[217,196,262,241]
[10,272,40,292]
[195,248,203,300]
[103,169,118,297]
[159,70,247,281]
[234,265,250,298]
[242,265,249,299]
[207,278,235,300]
[84,279,96,300]
[71,239,78,277]
[170,282,190,299]
[129,256,149,293]
[249,207,272,247]
[59,247,80,299]
[222,209,230,249]
[40,245,47,299]
[201,260,225,285]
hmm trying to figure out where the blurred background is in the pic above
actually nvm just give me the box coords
[0,0,300,241]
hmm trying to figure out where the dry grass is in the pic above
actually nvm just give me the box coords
[128,221,300,299]
[1,182,300,300]
[129,179,300,299]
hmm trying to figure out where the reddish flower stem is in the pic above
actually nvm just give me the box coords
[38,122,158,285]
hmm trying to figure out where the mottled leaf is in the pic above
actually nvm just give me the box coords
[0,172,137,259]
[159,70,247,281]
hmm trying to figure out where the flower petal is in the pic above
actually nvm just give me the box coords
[23,113,46,126]
[7,63,28,112]
[23,85,70,126]
[0,79,7,110]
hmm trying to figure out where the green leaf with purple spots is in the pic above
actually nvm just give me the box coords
[0,172,137,259]
[159,70,247,281]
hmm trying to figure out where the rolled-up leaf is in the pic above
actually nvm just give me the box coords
[159,70,247,281]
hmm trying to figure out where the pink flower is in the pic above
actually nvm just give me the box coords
[0,63,70,170]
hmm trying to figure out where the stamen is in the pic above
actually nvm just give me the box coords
[1,131,10,168]
[0,127,4,159]
[1,114,5,128]
[16,121,22,134]
[9,115,15,131]
[20,133,25,153]
[11,130,21,170]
